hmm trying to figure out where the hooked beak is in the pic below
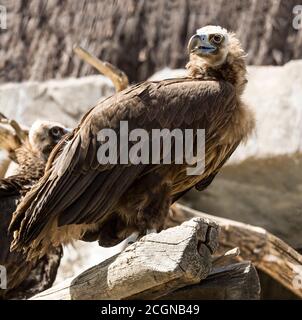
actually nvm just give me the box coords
[188,34,216,55]
[63,127,72,135]
[55,127,72,143]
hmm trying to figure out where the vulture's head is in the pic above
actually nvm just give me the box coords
[29,120,70,160]
[187,25,247,93]
[188,25,243,67]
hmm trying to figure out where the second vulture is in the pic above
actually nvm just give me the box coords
[0,120,68,299]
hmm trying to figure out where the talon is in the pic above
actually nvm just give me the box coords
[118,232,139,252]
[146,228,157,235]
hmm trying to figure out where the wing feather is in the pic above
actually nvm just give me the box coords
[10,78,237,249]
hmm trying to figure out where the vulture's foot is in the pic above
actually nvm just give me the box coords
[119,228,158,252]
[118,231,139,252]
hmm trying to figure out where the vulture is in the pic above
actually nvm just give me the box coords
[10,26,255,259]
[0,120,69,299]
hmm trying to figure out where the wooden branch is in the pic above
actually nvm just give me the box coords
[0,154,11,178]
[160,261,260,300]
[0,123,20,178]
[0,124,22,160]
[0,113,29,163]
[213,247,240,266]
[257,268,300,299]
[73,45,129,92]
[31,217,219,300]
[167,203,302,298]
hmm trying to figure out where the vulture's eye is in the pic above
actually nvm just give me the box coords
[212,34,223,44]
[49,126,62,138]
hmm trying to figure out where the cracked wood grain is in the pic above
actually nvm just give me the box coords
[31,217,219,300]
[167,203,302,299]
[160,261,260,300]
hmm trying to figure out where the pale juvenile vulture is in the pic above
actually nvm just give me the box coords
[10,26,255,259]
[0,120,68,299]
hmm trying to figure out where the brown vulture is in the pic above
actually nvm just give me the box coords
[0,120,68,299]
[10,26,255,259]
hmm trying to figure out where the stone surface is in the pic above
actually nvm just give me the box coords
[0,75,114,128]
[182,154,302,249]
[150,61,302,163]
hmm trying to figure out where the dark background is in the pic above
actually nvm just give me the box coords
[0,0,301,83]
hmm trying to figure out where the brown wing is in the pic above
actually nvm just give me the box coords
[0,177,24,270]
[0,176,62,299]
[171,141,240,203]
[10,78,236,251]
[0,175,31,271]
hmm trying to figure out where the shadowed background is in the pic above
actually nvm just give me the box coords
[0,0,302,83]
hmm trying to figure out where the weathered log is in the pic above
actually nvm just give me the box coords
[258,269,299,300]
[160,261,260,300]
[31,217,219,300]
[167,203,302,299]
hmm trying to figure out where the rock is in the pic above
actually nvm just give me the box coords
[150,60,302,162]
[1,60,301,160]
[183,154,302,248]
[0,75,114,128]
[234,60,302,162]
[33,218,219,300]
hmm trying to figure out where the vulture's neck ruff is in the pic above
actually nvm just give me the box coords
[186,26,247,96]
[16,120,69,180]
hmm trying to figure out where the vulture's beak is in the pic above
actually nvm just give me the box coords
[188,34,216,55]
[63,127,72,134]
[56,127,71,143]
